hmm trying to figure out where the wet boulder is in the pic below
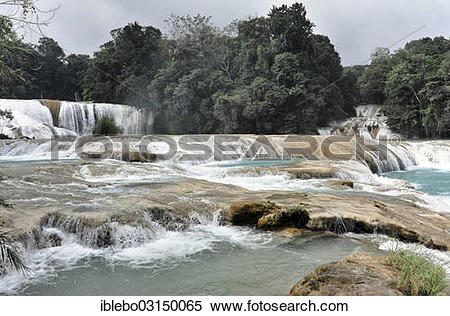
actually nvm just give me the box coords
[257,207,309,230]
[229,202,279,226]
[289,254,404,296]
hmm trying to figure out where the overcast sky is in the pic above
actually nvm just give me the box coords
[25,0,450,65]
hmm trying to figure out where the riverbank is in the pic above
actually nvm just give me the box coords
[1,136,450,295]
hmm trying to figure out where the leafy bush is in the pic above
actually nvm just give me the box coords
[385,250,447,296]
[92,115,122,135]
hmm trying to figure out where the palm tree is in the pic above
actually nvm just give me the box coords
[0,232,28,275]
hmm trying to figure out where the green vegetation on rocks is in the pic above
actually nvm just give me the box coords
[385,249,448,296]
[92,116,122,136]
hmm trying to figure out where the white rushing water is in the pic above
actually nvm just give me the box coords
[0,99,153,138]
[0,99,64,139]
[0,213,273,294]
[323,104,392,139]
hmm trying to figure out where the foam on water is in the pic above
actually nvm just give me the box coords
[349,233,450,274]
[0,214,272,294]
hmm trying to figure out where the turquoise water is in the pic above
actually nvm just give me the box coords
[385,168,450,197]
[4,232,381,296]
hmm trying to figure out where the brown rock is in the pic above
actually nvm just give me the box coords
[326,180,354,189]
[257,207,309,229]
[275,227,312,238]
[289,253,404,296]
[229,202,279,225]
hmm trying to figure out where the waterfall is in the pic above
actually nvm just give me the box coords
[0,99,153,139]
[356,139,450,174]
[58,102,96,135]
[94,103,153,135]
[321,104,392,139]
[317,127,332,135]
[355,105,383,118]
[0,99,60,139]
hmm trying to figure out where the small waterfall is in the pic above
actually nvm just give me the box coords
[58,102,96,135]
[94,103,152,135]
[321,104,392,139]
[403,141,450,169]
[317,127,332,135]
[29,208,196,250]
[355,105,383,118]
[355,139,450,174]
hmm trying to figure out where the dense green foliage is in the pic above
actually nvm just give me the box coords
[0,3,357,135]
[386,249,447,296]
[145,5,356,134]
[1,2,448,137]
[351,38,450,138]
[0,16,89,100]
[92,115,122,135]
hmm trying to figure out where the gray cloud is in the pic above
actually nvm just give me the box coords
[29,0,450,65]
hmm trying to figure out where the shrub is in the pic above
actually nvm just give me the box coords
[385,249,447,296]
[92,115,122,135]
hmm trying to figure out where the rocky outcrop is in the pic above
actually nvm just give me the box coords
[2,159,450,253]
[230,202,280,225]
[257,207,310,229]
[230,202,309,229]
[227,196,450,251]
[290,253,404,296]
[302,196,450,250]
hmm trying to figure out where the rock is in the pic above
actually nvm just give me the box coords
[121,151,157,163]
[0,197,13,208]
[326,180,354,189]
[142,207,189,231]
[275,227,312,238]
[230,202,279,225]
[303,196,450,250]
[43,233,62,248]
[230,203,309,230]
[257,207,309,230]
[289,253,404,296]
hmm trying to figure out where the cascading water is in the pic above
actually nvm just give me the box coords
[0,99,153,139]
[0,99,59,139]
[94,103,153,135]
[58,102,96,135]
[320,104,392,139]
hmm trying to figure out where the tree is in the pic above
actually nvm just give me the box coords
[359,48,393,104]
[383,37,450,138]
[268,3,314,53]
[0,1,57,79]
[36,37,66,99]
[83,22,163,106]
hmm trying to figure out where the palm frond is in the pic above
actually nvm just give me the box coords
[0,232,29,274]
